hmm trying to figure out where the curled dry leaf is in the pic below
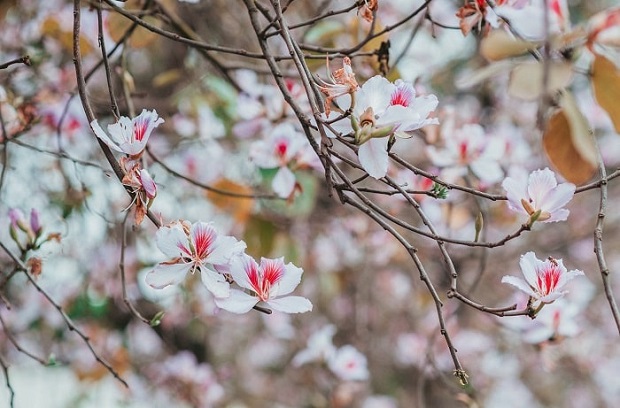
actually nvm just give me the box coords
[543,91,597,185]
[480,30,539,61]
[591,53,620,133]
[508,61,573,100]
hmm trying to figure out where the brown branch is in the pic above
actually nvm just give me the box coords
[0,56,31,70]
[0,241,128,387]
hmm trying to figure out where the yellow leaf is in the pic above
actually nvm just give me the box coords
[480,30,539,61]
[543,92,597,185]
[592,53,620,133]
[107,11,161,48]
[508,61,573,100]
[206,179,254,224]
[41,17,94,56]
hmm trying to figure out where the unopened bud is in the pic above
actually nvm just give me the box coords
[474,212,483,242]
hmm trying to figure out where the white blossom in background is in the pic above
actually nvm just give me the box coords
[502,167,575,223]
[502,252,584,307]
[522,299,581,343]
[145,220,246,298]
[328,345,370,381]
[292,324,337,366]
[215,254,313,314]
[426,123,505,184]
[90,109,164,157]
[250,122,322,198]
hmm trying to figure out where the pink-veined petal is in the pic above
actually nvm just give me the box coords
[267,296,313,313]
[190,221,217,260]
[214,289,258,314]
[228,254,257,292]
[146,262,192,289]
[519,251,541,289]
[156,223,191,258]
[90,119,123,152]
[272,166,296,198]
[501,275,537,298]
[200,267,230,298]
[358,137,389,179]
[139,169,157,199]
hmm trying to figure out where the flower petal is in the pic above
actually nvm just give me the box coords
[209,235,247,266]
[501,275,537,298]
[272,166,296,198]
[156,223,191,258]
[520,251,543,288]
[146,262,192,289]
[358,137,389,179]
[228,254,258,292]
[275,262,304,296]
[356,76,394,116]
[214,289,258,314]
[90,119,122,152]
[527,168,557,208]
[267,296,313,313]
[200,267,230,298]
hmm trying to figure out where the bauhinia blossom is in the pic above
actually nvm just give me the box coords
[91,109,164,157]
[502,168,575,223]
[426,123,505,184]
[327,345,370,381]
[329,76,438,179]
[214,254,312,314]
[502,252,584,307]
[145,221,246,298]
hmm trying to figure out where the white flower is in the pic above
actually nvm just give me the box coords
[250,122,321,198]
[522,299,581,343]
[145,221,246,298]
[292,325,337,366]
[214,254,313,314]
[502,252,584,306]
[329,76,438,179]
[502,168,575,223]
[90,109,164,156]
[328,345,370,381]
[426,123,505,184]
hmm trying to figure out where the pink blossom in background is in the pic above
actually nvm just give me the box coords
[214,254,312,314]
[502,252,584,307]
[502,167,575,223]
[90,109,164,157]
